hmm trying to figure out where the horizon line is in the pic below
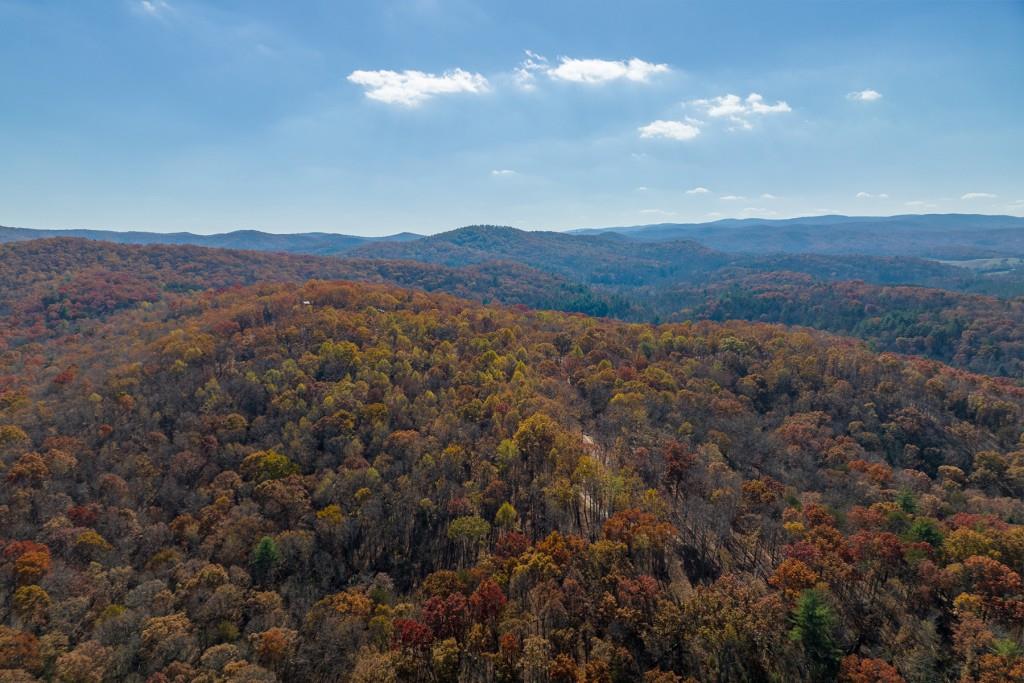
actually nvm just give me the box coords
[2,212,1022,239]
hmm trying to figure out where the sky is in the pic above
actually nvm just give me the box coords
[1,1,1022,235]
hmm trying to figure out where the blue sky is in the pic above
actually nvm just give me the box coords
[1,0,1022,235]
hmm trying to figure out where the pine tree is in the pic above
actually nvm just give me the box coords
[789,588,840,680]
[251,536,280,585]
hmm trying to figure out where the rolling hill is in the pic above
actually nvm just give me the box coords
[572,214,1024,258]
[2,275,1024,680]
[4,237,1024,380]
[348,225,991,292]
[0,225,421,256]
[8,213,1024,261]
[0,238,625,351]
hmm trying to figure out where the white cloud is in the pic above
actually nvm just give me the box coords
[685,186,711,195]
[638,120,700,141]
[515,53,669,89]
[699,94,746,118]
[720,195,745,201]
[548,57,669,84]
[706,212,724,219]
[636,186,649,191]
[690,93,791,130]
[347,68,489,106]
[513,50,549,91]
[640,208,676,216]
[961,192,997,200]
[905,200,938,209]
[856,191,889,199]
[847,89,883,102]
[490,169,517,176]
[136,0,172,15]
[760,193,778,200]
[745,93,791,114]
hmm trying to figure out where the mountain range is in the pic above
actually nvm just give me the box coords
[5,213,1024,260]
[571,213,1024,258]
[0,225,420,256]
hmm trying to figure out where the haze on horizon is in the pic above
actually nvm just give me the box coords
[1,0,1022,236]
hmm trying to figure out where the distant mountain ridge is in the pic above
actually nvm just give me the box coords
[2,218,1012,293]
[347,224,725,286]
[0,224,421,255]
[5,213,1023,260]
[571,213,1024,258]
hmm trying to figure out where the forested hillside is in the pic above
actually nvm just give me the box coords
[11,222,1015,293]
[4,238,1023,383]
[0,239,622,351]
[349,226,728,287]
[348,226,988,292]
[2,273,1024,681]
[667,274,1024,380]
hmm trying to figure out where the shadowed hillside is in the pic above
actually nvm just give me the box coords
[351,225,984,290]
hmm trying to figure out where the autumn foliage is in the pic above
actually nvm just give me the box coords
[1,240,1024,681]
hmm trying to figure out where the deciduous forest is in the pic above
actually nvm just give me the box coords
[4,0,1022,678]
[2,234,1024,681]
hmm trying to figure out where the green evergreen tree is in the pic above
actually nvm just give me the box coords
[251,535,280,584]
[896,488,918,514]
[789,589,840,680]
[907,517,944,548]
